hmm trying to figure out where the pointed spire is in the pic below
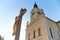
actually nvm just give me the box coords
[34,2,38,8]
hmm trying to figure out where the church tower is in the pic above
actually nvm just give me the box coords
[25,3,48,40]
[26,3,60,40]
[30,2,44,23]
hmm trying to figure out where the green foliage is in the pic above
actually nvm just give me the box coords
[0,35,4,40]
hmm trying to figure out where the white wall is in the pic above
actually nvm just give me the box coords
[45,17,59,40]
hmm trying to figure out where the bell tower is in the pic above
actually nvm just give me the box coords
[30,2,44,23]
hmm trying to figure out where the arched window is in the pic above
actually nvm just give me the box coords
[49,28,53,38]
[38,28,41,36]
[28,33,30,40]
[32,12,34,16]
[33,31,35,38]
[38,12,41,15]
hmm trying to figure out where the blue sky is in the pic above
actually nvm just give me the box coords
[0,0,60,40]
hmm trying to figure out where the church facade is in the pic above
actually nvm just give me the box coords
[25,3,60,40]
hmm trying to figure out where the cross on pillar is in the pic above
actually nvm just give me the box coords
[12,8,27,40]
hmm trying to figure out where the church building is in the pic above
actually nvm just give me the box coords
[25,3,60,40]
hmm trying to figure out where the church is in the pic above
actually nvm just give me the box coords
[25,3,60,40]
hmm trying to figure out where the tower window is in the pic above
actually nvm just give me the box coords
[49,28,53,38]
[33,31,35,38]
[38,12,41,15]
[38,28,41,36]
[28,33,30,40]
[32,12,34,16]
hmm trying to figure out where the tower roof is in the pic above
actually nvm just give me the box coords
[34,2,38,8]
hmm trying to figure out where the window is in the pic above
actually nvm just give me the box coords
[38,28,41,36]
[33,31,35,38]
[32,12,34,16]
[49,28,53,38]
[58,32,60,38]
[38,12,41,15]
[28,33,30,40]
